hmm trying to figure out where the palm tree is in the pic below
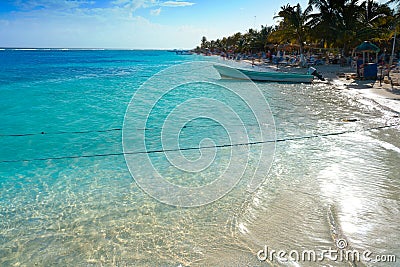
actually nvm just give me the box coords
[309,0,372,54]
[358,0,394,42]
[273,3,314,65]
[231,32,243,52]
[258,25,274,51]
[337,0,367,53]
[201,36,208,50]
[243,28,259,54]
[388,0,400,6]
[308,0,341,48]
[198,0,399,60]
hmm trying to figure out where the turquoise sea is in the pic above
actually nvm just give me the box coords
[0,49,399,266]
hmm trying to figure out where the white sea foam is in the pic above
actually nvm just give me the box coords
[14,48,38,51]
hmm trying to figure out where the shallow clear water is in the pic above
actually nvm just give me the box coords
[0,50,399,266]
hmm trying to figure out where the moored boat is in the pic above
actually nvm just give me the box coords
[175,50,193,55]
[167,49,193,55]
[213,64,315,83]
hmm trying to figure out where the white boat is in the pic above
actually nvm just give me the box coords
[175,50,193,55]
[213,64,315,83]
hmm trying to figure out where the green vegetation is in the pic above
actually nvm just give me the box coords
[196,0,399,58]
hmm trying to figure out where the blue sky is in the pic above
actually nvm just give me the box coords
[0,0,386,49]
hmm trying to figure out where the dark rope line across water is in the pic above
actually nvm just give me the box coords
[0,123,398,164]
[0,124,266,137]
[0,128,123,137]
[2,120,398,137]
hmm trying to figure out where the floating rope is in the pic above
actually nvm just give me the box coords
[0,124,268,137]
[0,123,398,164]
[0,128,122,137]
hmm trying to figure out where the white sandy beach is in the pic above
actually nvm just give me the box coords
[239,59,400,114]
[320,64,400,114]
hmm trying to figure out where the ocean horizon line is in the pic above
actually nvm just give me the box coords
[0,47,194,51]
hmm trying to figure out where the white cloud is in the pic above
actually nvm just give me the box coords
[112,0,194,11]
[0,0,201,49]
[112,0,157,11]
[14,0,94,11]
[112,0,130,4]
[150,8,162,16]
[125,0,148,11]
[0,5,201,49]
[160,1,195,7]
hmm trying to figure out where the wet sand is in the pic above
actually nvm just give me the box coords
[324,65,400,114]
[241,59,400,113]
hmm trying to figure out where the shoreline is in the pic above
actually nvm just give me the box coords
[320,65,400,114]
[236,58,400,114]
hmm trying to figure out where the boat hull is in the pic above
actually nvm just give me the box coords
[213,64,314,83]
